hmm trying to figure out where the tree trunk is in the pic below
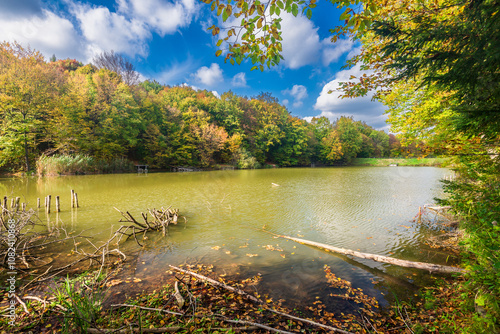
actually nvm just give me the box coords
[24,132,30,172]
[277,235,464,274]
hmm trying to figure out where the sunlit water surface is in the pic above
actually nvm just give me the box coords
[1,167,457,311]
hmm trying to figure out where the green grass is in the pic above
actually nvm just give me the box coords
[353,157,451,167]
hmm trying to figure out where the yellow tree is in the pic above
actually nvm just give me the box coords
[0,42,62,172]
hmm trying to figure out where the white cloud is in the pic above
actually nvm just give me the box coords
[193,63,223,87]
[275,14,357,70]
[211,90,220,98]
[117,0,197,36]
[72,3,151,59]
[231,72,247,87]
[0,9,84,60]
[282,84,308,108]
[280,13,321,69]
[312,64,388,130]
[321,38,354,66]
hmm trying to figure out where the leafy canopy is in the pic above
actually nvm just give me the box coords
[202,0,374,70]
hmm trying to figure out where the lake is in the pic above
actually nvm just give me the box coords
[1,166,457,311]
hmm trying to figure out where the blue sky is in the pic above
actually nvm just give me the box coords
[0,0,388,130]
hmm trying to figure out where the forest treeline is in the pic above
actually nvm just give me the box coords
[0,42,414,175]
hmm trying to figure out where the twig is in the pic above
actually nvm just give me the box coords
[111,304,290,334]
[87,327,181,333]
[14,294,29,314]
[214,316,294,334]
[111,304,184,316]
[268,308,354,334]
[23,295,68,311]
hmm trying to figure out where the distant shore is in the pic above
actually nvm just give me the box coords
[352,157,451,167]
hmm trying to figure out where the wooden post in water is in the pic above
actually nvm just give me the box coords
[15,197,20,211]
[74,192,79,208]
[1,196,6,217]
[56,196,60,212]
[10,198,14,209]
[46,195,51,214]
[21,203,26,211]
[37,198,40,209]
[71,190,75,208]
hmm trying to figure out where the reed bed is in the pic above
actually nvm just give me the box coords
[36,154,134,176]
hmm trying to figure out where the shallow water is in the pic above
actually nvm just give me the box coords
[1,166,457,309]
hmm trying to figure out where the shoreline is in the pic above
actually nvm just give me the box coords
[1,157,451,177]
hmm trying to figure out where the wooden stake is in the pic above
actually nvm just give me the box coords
[37,198,40,209]
[46,195,51,214]
[56,196,60,212]
[1,196,6,217]
[71,190,75,208]
[74,193,79,208]
[15,197,20,211]
[10,198,14,209]
[21,203,26,211]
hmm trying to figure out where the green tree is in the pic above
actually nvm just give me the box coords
[334,116,362,163]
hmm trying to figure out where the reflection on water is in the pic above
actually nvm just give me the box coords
[1,167,457,310]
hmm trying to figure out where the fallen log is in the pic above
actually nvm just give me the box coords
[169,265,355,334]
[276,235,464,274]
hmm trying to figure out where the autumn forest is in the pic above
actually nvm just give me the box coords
[0,42,411,175]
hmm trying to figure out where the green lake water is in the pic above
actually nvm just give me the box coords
[1,167,457,311]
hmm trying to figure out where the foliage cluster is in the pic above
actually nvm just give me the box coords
[0,42,407,174]
[437,156,500,332]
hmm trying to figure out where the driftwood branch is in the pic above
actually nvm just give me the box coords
[111,303,183,316]
[110,304,290,333]
[277,235,464,274]
[169,265,261,303]
[214,316,294,334]
[169,265,355,334]
[87,327,181,333]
